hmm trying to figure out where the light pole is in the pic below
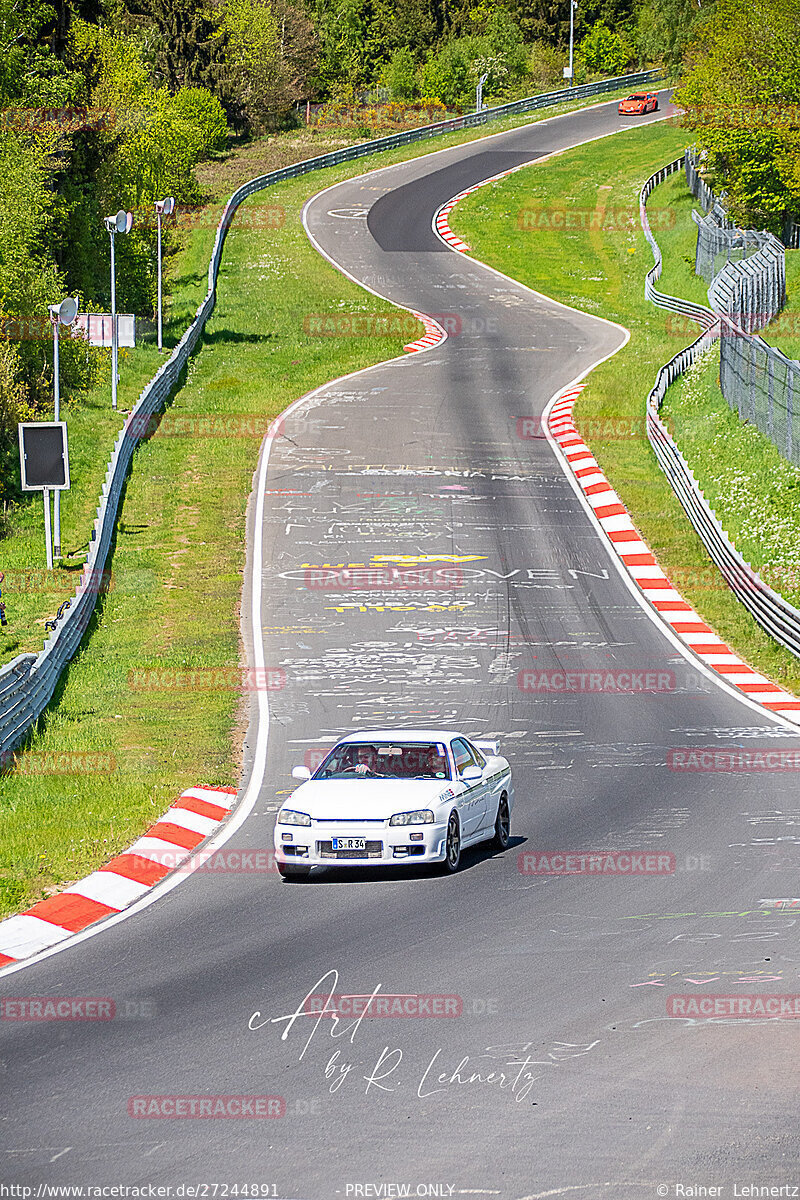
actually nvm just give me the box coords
[48,296,79,559]
[104,209,133,410]
[568,0,577,87]
[154,196,175,351]
[476,72,489,113]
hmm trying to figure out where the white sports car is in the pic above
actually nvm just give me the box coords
[274,729,513,878]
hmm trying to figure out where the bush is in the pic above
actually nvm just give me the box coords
[170,87,229,155]
[0,340,32,506]
[578,21,635,77]
[383,47,418,100]
[526,41,569,91]
[420,42,472,107]
[419,12,527,108]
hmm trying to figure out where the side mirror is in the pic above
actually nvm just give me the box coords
[292,765,312,781]
[461,765,483,782]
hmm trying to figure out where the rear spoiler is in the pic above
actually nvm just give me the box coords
[475,739,500,757]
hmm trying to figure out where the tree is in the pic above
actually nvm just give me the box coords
[305,0,371,94]
[420,40,471,105]
[214,0,315,128]
[578,20,634,75]
[123,0,224,92]
[505,0,635,48]
[369,0,437,62]
[383,47,418,99]
[674,0,800,229]
[634,0,717,77]
[0,0,84,104]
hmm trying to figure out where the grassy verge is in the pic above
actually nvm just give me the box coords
[1,346,163,660]
[450,120,800,696]
[0,83,660,921]
[662,345,800,609]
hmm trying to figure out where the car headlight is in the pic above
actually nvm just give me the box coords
[389,809,434,826]
[277,809,311,826]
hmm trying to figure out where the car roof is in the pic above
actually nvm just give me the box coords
[333,729,471,744]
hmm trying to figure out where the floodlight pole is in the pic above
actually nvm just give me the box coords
[476,73,489,113]
[108,221,118,410]
[48,298,78,559]
[156,205,163,350]
[569,0,576,88]
[154,198,174,352]
[105,211,131,410]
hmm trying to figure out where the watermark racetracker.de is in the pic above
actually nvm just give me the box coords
[128,668,286,692]
[518,668,676,694]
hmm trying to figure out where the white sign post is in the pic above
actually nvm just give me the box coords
[18,422,71,570]
[48,296,79,559]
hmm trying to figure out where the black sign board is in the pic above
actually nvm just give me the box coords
[18,422,70,491]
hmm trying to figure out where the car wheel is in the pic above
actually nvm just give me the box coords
[444,812,462,873]
[492,794,510,851]
[278,862,311,879]
[654,101,659,111]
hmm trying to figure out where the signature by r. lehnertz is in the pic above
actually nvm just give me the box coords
[248,969,598,1104]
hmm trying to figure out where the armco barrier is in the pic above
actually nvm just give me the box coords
[0,69,663,760]
[641,162,800,660]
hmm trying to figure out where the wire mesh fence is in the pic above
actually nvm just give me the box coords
[641,162,800,662]
[683,149,795,454]
[708,236,785,332]
[719,321,800,465]
[692,204,772,283]
[684,149,718,214]
[686,152,786,328]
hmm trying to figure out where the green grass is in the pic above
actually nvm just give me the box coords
[450,120,800,696]
[1,346,165,660]
[760,251,800,360]
[0,82,658,921]
[662,345,800,608]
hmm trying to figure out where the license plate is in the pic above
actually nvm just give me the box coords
[332,837,366,851]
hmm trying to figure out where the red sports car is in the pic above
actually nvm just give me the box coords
[618,91,659,115]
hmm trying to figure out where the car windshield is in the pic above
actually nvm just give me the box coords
[314,742,452,781]
[628,94,646,99]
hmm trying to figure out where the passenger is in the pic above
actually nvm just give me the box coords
[424,747,447,778]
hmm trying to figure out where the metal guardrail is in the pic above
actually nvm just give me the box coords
[0,69,665,760]
[641,162,800,660]
[641,157,717,332]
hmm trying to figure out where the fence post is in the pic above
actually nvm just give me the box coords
[788,370,794,462]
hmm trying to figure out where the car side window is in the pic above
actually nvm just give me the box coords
[452,738,477,776]
[465,741,486,768]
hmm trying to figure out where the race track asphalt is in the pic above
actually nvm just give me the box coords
[3,91,799,1198]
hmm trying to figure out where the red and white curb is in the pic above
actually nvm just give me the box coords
[549,386,800,721]
[404,311,447,353]
[0,786,236,969]
[434,169,522,253]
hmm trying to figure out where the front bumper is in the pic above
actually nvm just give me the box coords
[274,821,449,868]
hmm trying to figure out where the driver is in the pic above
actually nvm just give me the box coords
[354,745,377,776]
